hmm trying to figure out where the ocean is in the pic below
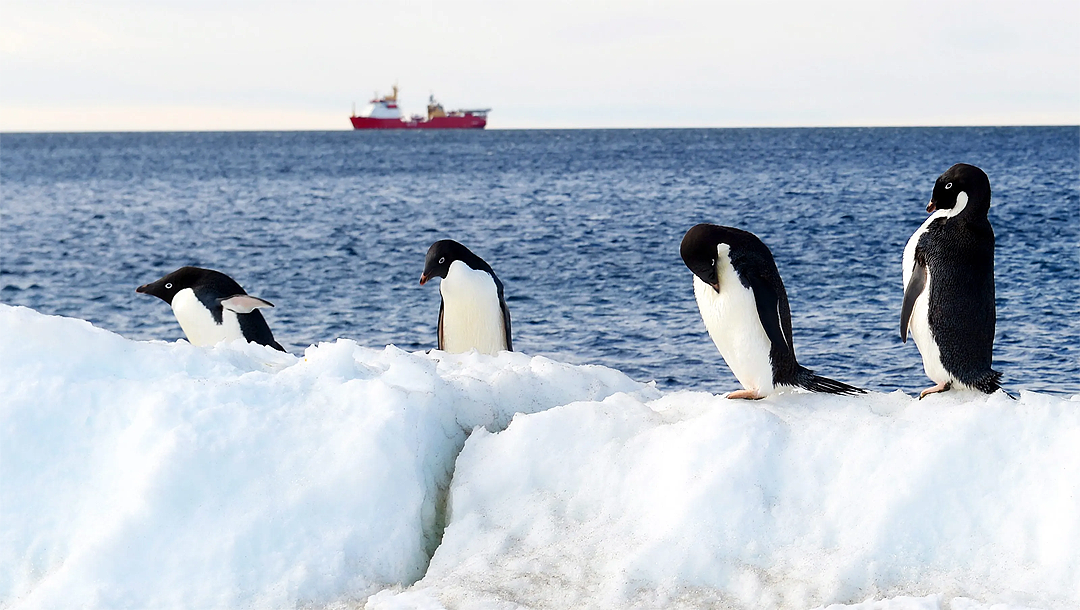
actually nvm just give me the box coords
[1,127,1077,395]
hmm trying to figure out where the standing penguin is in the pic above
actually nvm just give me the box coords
[901,163,1000,397]
[680,223,864,399]
[137,266,285,351]
[419,239,512,355]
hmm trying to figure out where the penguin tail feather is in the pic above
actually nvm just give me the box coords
[795,368,866,396]
[969,369,1003,395]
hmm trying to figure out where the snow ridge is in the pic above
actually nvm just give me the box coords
[1,304,1077,610]
[0,304,649,608]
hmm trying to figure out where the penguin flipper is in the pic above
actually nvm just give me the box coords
[221,294,275,314]
[746,273,790,356]
[900,252,927,342]
[437,299,445,351]
[500,298,513,352]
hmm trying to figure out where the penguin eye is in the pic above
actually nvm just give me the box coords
[945,182,953,190]
[439,257,445,264]
[165,283,173,289]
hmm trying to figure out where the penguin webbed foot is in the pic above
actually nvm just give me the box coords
[727,389,766,400]
[918,381,952,399]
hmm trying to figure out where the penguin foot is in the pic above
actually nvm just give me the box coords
[727,389,765,400]
[918,381,952,399]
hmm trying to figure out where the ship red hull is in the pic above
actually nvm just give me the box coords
[350,115,487,130]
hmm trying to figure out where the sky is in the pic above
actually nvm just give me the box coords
[1,0,1077,131]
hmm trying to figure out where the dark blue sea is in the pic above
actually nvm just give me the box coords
[2,128,1078,395]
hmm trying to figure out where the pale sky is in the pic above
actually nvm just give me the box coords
[2,0,1077,131]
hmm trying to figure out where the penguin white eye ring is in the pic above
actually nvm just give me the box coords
[165,282,173,289]
[945,182,953,189]
[439,257,445,264]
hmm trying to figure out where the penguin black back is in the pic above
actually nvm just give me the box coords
[901,164,1000,394]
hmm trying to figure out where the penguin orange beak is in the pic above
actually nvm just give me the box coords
[136,284,150,294]
[419,273,430,286]
[926,201,937,213]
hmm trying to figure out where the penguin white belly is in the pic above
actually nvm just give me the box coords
[907,272,950,384]
[439,261,507,355]
[693,271,774,395]
[171,288,244,347]
[903,217,950,385]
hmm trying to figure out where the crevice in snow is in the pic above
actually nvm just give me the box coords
[421,427,469,564]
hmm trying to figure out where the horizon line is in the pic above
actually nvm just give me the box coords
[3,123,1078,136]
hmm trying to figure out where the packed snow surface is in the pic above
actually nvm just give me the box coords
[1,304,1077,610]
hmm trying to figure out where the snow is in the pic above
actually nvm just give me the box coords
[1,303,1077,610]
[375,391,1078,609]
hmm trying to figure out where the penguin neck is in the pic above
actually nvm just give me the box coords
[453,252,494,278]
[715,242,746,291]
[442,259,495,293]
[454,254,503,293]
[944,191,970,220]
[940,191,989,224]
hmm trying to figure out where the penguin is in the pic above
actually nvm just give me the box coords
[419,239,512,355]
[680,223,864,399]
[901,163,1000,398]
[136,266,285,352]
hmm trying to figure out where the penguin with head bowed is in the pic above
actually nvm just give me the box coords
[136,266,285,352]
[901,163,1001,398]
[680,223,864,400]
[420,239,512,355]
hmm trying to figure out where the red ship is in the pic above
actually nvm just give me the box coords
[350,85,490,129]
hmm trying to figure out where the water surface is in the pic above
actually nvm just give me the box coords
[2,127,1077,394]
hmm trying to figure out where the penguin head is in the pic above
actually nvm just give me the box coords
[420,239,482,285]
[137,266,214,304]
[928,163,991,217]
[137,266,249,306]
[680,224,724,292]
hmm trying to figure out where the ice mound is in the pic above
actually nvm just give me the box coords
[2,304,1076,610]
[371,387,1079,610]
[0,304,650,609]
